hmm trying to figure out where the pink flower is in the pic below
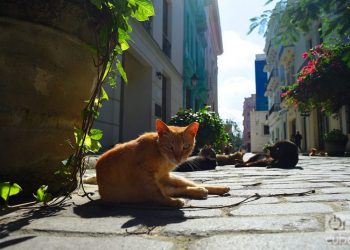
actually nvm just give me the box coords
[302,52,308,59]
[314,44,322,51]
[297,76,304,83]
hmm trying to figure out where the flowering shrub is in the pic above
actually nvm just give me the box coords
[281,43,350,114]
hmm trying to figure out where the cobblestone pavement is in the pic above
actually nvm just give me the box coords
[1,156,350,249]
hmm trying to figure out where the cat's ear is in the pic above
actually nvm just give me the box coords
[156,119,170,136]
[185,122,199,137]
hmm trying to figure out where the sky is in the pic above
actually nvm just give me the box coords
[217,0,269,130]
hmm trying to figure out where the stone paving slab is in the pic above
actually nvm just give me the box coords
[162,215,322,236]
[321,187,350,194]
[286,194,350,203]
[190,232,350,250]
[1,156,350,249]
[0,235,174,250]
[230,202,334,216]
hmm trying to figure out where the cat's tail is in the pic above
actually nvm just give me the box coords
[83,176,97,185]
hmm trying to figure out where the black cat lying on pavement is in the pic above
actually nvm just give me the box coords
[235,140,299,169]
[174,145,217,172]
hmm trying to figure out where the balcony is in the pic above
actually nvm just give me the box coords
[266,68,279,92]
[162,33,171,58]
[268,103,281,116]
[278,45,295,65]
[196,9,207,32]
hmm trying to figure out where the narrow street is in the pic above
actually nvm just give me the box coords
[1,156,350,249]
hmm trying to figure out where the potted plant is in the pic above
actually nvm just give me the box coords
[168,106,230,153]
[324,129,348,156]
[0,0,154,196]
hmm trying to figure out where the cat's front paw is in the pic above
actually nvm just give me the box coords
[196,187,209,199]
[223,186,230,193]
[173,198,186,207]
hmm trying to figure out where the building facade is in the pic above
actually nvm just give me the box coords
[94,0,223,151]
[255,54,268,111]
[264,3,350,152]
[204,0,223,113]
[242,94,256,152]
[94,0,184,150]
[250,110,269,152]
[183,0,222,112]
[248,54,269,152]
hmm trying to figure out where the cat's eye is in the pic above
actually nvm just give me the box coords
[183,144,190,150]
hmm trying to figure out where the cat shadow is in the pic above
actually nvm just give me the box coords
[73,200,187,228]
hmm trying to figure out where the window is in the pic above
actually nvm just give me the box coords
[162,0,171,58]
[263,125,269,135]
[306,38,313,50]
[155,104,162,118]
[162,76,167,122]
[318,24,323,44]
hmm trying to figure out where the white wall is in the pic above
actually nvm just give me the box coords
[250,110,270,153]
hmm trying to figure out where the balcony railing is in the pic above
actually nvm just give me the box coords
[162,33,171,58]
[268,103,281,116]
[267,69,277,85]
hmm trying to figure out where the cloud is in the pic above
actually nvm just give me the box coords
[219,31,263,72]
[218,30,264,129]
[218,76,255,129]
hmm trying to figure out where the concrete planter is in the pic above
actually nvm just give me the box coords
[0,0,100,194]
[325,142,347,157]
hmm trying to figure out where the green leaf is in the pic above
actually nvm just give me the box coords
[90,140,102,153]
[84,135,92,148]
[34,185,52,204]
[102,61,112,81]
[118,28,131,51]
[131,0,155,21]
[90,0,103,9]
[0,182,22,201]
[108,75,117,88]
[100,87,109,102]
[74,128,83,145]
[128,0,136,6]
[90,129,103,140]
[117,59,128,83]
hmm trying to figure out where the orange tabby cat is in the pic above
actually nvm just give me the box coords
[95,119,230,207]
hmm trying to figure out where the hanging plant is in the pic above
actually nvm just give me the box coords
[281,42,350,115]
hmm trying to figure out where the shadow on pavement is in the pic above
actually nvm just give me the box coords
[0,205,65,245]
[0,236,36,249]
[74,200,187,228]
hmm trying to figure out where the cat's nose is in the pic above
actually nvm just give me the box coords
[174,154,182,163]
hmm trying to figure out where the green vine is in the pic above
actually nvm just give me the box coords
[63,0,155,201]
